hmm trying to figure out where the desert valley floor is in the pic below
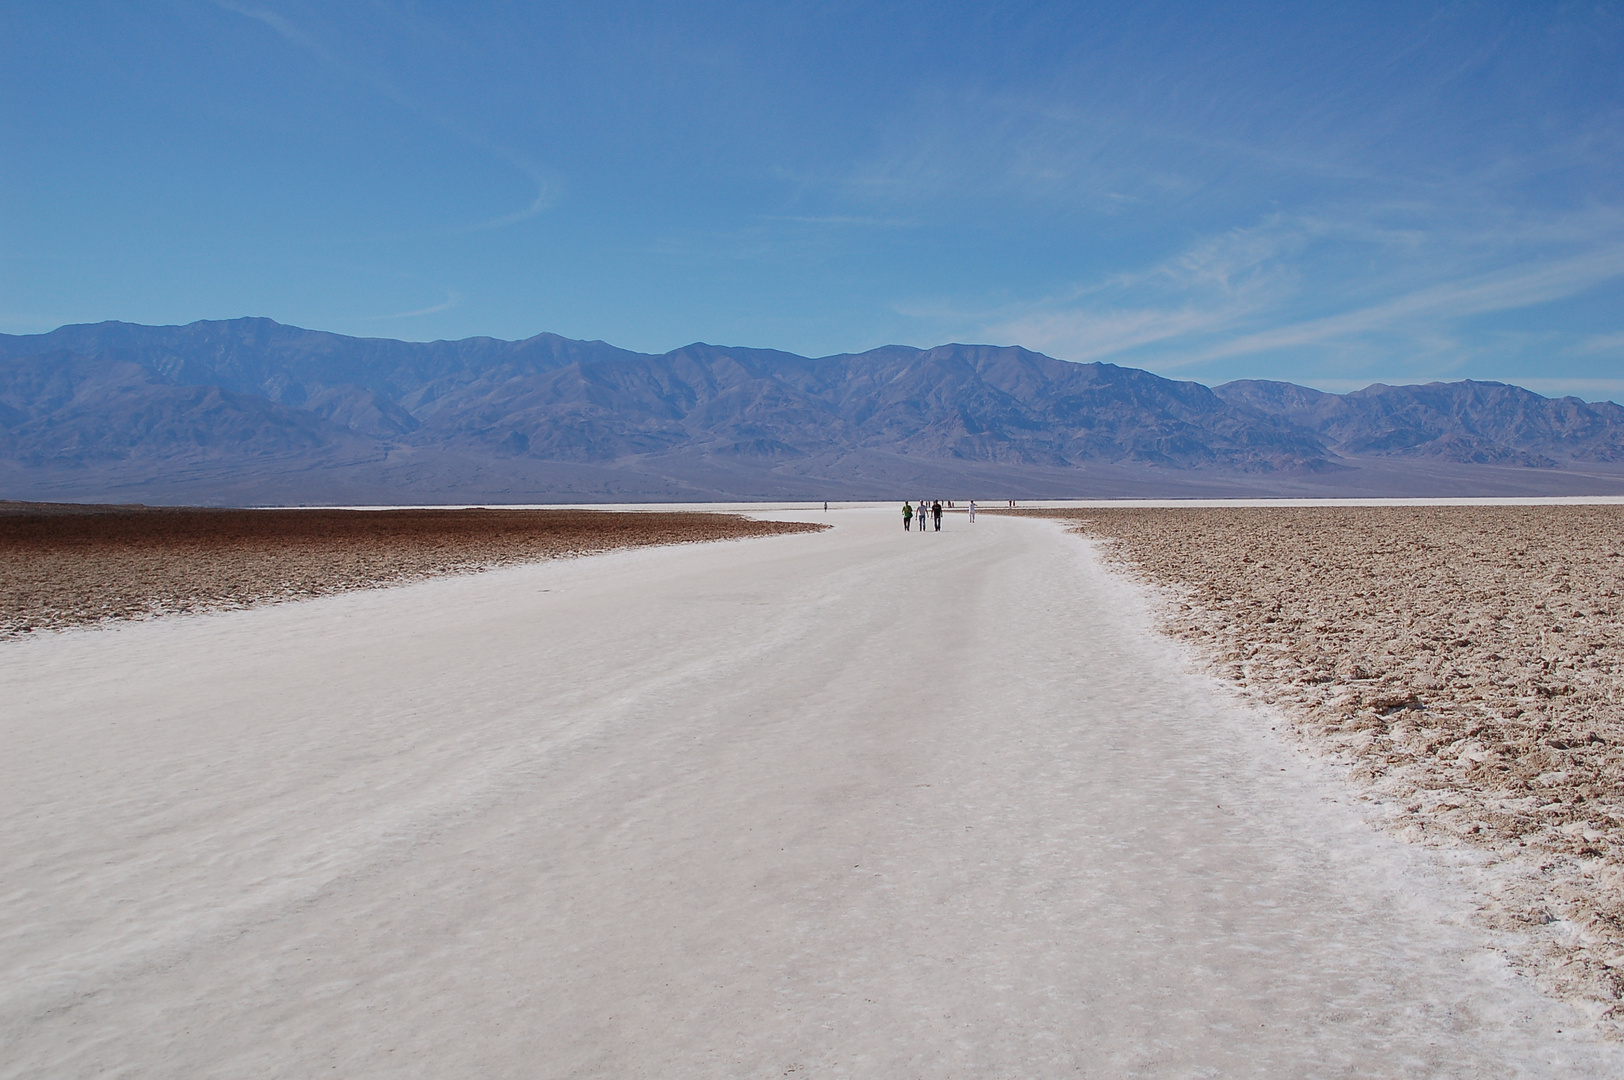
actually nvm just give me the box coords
[2,506,1620,1078]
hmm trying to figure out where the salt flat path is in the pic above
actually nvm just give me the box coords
[1,507,1615,1078]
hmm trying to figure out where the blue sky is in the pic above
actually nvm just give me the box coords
[2,2,1622,398]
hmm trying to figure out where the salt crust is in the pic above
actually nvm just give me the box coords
[1027,505,1624,1030]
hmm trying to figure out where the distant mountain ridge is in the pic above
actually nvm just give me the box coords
[1214,379,1624,468]
[2,318,1622,503]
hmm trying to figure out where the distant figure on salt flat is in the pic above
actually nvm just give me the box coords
[902,502,913,531]
[932,500,943,531]
[968,500,976,522]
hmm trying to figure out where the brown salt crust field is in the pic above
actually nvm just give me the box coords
[1013,503,1624,1026]
[0,501,824,638]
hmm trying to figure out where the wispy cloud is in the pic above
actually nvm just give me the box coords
[922,202,1624,386]
[462,184,551,231]
[205,0,552,232]
[983,305,1247,363]
[821,28,1622,386]
[842,90,1183,211]
[1576,331,1624,355]
[207,0,315,50]
[759,214,914,229]
[370,291,463,320]
[833,82,1397,222]
[1168,242,1624,369]
[949,217,1306,359]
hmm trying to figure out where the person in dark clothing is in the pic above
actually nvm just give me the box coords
[902,501,913,530]
[932,500,943,531]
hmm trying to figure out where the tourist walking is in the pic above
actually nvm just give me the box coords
[968,500,976,522]
[918,500,928,537]
[932,500,943,531]
[902,501,912,531]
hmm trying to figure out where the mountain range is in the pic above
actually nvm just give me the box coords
[3,318,1622,503]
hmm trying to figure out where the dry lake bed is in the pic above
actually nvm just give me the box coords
[2,502,1620,1077]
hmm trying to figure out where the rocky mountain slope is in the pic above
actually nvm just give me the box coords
[1214,379,1624,467]
[2,319,1621,502]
